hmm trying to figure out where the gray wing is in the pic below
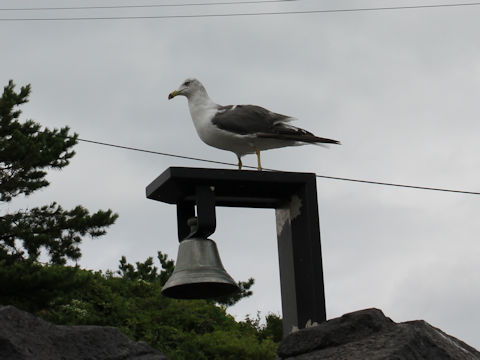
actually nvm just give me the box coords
[212,104,341,145]
[211,105,293,135]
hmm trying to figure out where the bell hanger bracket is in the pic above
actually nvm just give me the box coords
[176,185,216,241]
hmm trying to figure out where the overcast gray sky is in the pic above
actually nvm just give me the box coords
[2,0,479,349]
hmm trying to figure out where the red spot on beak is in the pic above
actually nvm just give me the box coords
[168,90,179,99]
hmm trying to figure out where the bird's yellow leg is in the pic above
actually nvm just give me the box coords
[237,155,243,170]
[255,148,262,171]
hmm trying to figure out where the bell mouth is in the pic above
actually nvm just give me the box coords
[162,281,239,299]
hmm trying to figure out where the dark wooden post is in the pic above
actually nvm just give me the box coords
[275,179,326,335]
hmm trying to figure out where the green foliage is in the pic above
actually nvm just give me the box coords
[0,203,117,264]
[117,251,174,284]
[0,80,76,201]
[190,329,277,360]
[0,81,118,264]
[0,252,282,359]
[34,261,280,360]
[3,252,281,359]
[214,277,255,307]
[260,313,284,343]
[0,260,89,313]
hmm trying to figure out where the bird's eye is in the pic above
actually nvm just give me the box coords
[183,81,191,86]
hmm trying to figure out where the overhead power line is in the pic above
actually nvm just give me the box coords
[1,2,480,21]
[76,137,480,196]
[78,137,235,167]
[0,0,299,11]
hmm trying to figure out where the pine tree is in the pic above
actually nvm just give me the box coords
[0,80,118,265]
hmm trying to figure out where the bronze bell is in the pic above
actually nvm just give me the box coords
[161,236,240,299]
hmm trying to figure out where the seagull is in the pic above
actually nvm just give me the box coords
[168,78,340,170]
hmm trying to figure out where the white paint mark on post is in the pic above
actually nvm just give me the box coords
[275,195,303,235]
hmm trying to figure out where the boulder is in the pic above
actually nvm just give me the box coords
[278,308,479,360]
[0,305,167,360]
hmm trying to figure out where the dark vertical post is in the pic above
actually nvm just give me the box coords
[275,177,326,336]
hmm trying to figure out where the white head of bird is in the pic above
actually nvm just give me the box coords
[168,78,208,100]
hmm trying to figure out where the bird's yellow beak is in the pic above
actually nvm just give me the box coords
[168,90,181,99]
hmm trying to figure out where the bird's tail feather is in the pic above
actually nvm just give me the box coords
[256,132,341,145]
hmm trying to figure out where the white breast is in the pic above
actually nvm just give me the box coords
[187,100,256,156]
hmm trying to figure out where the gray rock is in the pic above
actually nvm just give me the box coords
[278,308,480,360]
[0,305,168,360]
